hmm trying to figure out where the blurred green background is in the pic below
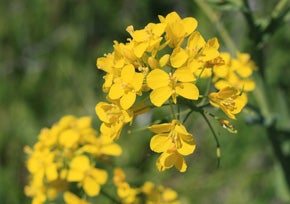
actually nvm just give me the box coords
[1,0,290,203]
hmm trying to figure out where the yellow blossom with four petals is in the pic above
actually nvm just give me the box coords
[146,69,199,106]
[108,64,144,110]
[208,86,248,120]
[67,155,108,197]
[148,120,195,172]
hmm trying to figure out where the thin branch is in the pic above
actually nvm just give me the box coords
[100,189,122,204]
[194,0,237,55]
[201,111,221,168]
[183,109,195,124]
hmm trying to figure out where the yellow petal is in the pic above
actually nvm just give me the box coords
[63,192,90,204]
[131,29,147,42]
[109,83,124,99]
[182,17,197,35]
[70,155,90,170]
[201,45,219,61]
[164,11,181,22]
[221,107,236,120]
[64,192,78,204]
[173,153,187,172]
[59,129,80,148]
[91,168,108,184]
[177,135,196,156]
[45,164,58,181]
[213,64,229,78]
[159,54,170,67]
[162,189,178,201]
[95,102,110,123]
[101,144,122,156]
[219,86,238,98]
[100,123,123,141]
[146,69,169,89]
[148,123,172,133]
[121,64,135,83]
[150,86,171,107]
[187,31,205,51]
[134,42,148,58]
[243,79,255,91]
[214,80,230,90]
[232,93,247,114]
[120,92,136,110]
[176,83,199,100]
[170,47,188,68]
[156,152,173,171]
[151,22,166,36]
[167,21,185,38]
[174,68,195,82]
[67,169,84,182]
[148,56,159,69]
[158,151,187,172]
[131,72,144,91]
[83,177,100,196]
[150,134,172,153]
[76,116,92,129]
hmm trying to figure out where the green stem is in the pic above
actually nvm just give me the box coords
[179,97,221,167]
[242,0,290,192]
[201,111,221,168]
[177,103,181,121]
[183,109,195,124]
[252,73,273,126]
[169,99,177,119]
[100,189,122,204]
[267,125,290,192]
[195,0,237,54]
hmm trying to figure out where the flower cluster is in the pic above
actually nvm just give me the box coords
[149,120,195,172]
[25,115,182,204]
[25,10,258,204]
[208,52,256,120]
[113,168,180,203]
[96,11,256,172]
[97,11,221,110]
[213,52,257,92]
[24,115,122,204]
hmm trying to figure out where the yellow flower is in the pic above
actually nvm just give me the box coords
[213,52,256,91]
[218,118,237,134]
[96,43,127,92]
[126,22,166,57]
[99,122,124,142]
[156,149,187,172]
[149,120,195,156]
[95,101,133,140]
[146,69,199,106]
[24,179,46,204]
[141,182,180,204]
[67,155,108,197]
[186,32,220,78]
[108,64,144,110]
[58,129,80,149]
[36,115,97,151]
[25,115,119,203]
[79,133,122,157]
[63,191,90,204]
[113,168,140,204]
[232,52,257,78]
[158,11,198,47]
[208,86,248,120]
[26,149,58,183]
[96,102,133,124]
[170,46,189,68]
